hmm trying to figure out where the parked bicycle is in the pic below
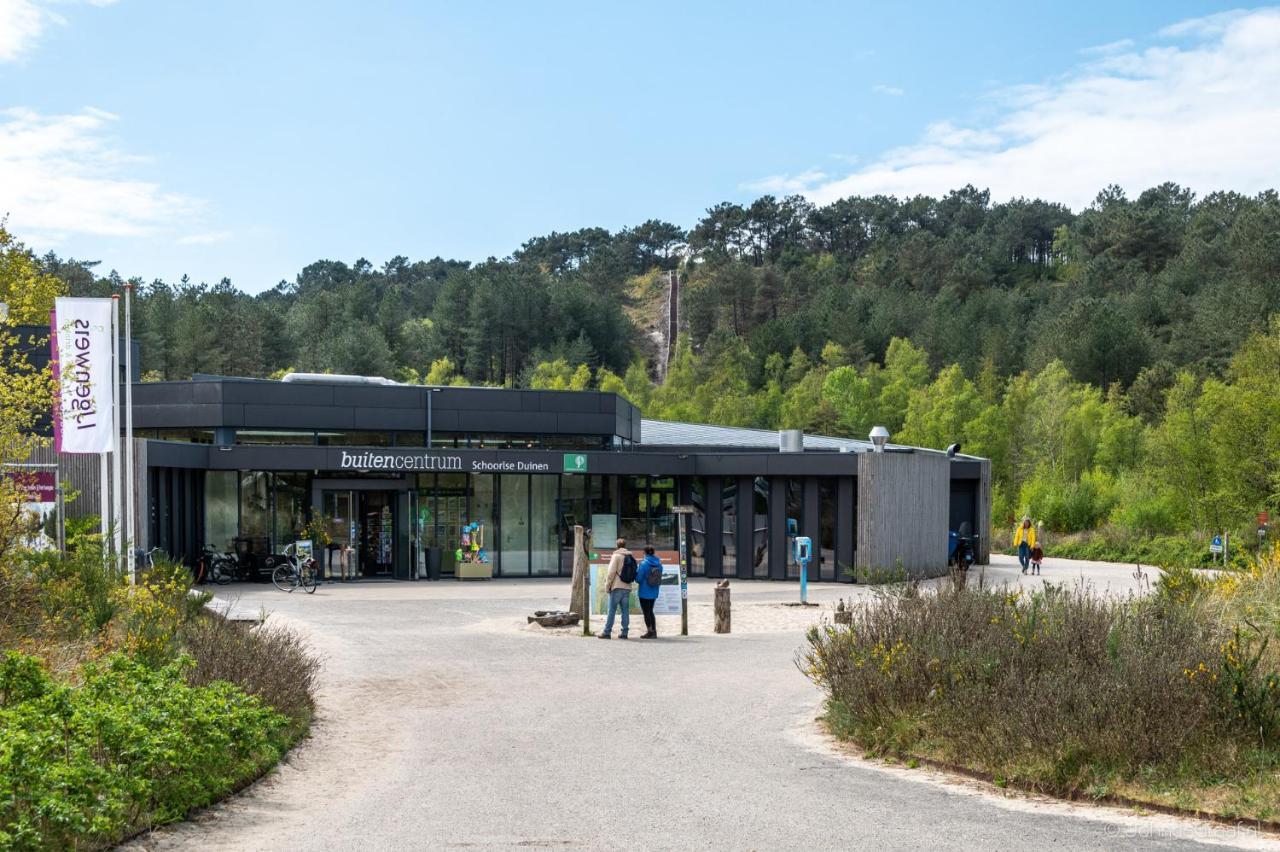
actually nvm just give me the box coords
[271,543,318,594]
[136,546,165,571]
[197,544,240,585]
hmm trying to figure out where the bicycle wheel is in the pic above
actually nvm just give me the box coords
[301,562,318,594]
[272,564,299,593]
[213,559,235,585]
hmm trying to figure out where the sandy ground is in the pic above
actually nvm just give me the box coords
[124,555,1267,852]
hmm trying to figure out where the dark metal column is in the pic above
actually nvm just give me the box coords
[838,476,855,582]
[705,477,723,578]
[769,477,786,580]
[803,477,821,583]
[736,476,753,580]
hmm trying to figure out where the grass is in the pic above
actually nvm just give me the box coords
[801,545,1280,822]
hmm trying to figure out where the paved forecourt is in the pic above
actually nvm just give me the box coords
[128,558,1269,852]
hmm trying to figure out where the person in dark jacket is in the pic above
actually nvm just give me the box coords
[635,545,663,639]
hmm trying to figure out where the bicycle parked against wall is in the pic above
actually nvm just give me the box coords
[197,544,240,585]
[272,543,319,594]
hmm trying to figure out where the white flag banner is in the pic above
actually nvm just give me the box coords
[52,297,115,454]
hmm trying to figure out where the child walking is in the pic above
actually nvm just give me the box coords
[1030,544,1044,575]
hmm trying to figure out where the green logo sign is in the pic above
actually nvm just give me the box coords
[563,453,588,473]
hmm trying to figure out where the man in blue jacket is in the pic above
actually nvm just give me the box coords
[636,545,663,639]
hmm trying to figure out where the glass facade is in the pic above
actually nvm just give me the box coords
[785,478,804,579]
[274,472,309,548]
[751,477,769,579]
[239,471,271,546]
[721,479,737,577]
[499,474,530,575]
[530,475,559,575]
[689,477,706,575]
[191,468,855,583]
[204,471,238,550]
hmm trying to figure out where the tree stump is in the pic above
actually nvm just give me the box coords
[714,580,731,634]
[834,599,852,625]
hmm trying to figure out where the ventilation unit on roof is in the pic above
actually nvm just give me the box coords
[779,429,804,453]
[281,372,399,386]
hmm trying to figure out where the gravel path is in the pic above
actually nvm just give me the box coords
[127,557,1273,851]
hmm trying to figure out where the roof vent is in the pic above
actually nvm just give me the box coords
[779,429,804,453]
[281,372,399,386]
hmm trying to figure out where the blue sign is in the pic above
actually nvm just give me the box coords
[1210,536,1223,554]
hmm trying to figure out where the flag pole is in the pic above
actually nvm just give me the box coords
[110,295,124,576]
[123,283,136,583]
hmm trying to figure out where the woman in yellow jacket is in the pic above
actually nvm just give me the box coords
[1014,517,1037,574]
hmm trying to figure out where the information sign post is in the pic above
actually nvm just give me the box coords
[673,506,695,636]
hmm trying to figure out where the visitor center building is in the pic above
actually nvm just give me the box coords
[41,373,992,582]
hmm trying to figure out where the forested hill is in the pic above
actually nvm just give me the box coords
[38,183,1280,542]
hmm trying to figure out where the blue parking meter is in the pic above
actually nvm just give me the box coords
[794,536,812,603]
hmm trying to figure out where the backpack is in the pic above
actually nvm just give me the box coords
[619,552,638,584]
[646,564,663,587]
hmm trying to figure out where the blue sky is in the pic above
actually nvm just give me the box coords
[2,1,1275,292]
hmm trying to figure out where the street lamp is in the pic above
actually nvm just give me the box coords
[869,426,890,453]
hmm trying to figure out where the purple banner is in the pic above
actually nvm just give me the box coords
[5,470,56,504]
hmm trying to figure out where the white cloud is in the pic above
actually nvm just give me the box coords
[871,84,905,96]
[1081,38,1134,56]
[790,8,1280,210]
[177,230,231,245]
[741,168,829,195]
[0,0,116,62]
[0,106,200,241]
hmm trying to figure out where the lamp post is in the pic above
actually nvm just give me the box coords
[869,426,890,453]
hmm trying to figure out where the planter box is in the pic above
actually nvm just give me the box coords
[456,562,492,580]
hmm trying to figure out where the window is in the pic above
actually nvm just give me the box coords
[239,471,270,549]
[499,475,529,575]
[752,477,769,578]
[156,428,215,444]
[395,432,425,447]
[531,476,558,575]
[689,477,706,576]
[430,432,462,448]
[786,478,804,579]
[204,471,237,550]
[560,474,587,572]
[273,472,309,550]
[236,430,315,445]
[316,431,391,447]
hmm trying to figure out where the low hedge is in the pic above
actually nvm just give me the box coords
[0,651,293,851]
[801,579,1280,818]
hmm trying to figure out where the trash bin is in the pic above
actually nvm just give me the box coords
[426,547,442,581]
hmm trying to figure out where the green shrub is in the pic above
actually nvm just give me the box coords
[182,613,321,730]
[1019,470,1117,533]
[0,652,292,851]
[800,584,1242,793]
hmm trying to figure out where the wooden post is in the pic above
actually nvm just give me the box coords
[714,580,731,633]
[570,526,592,636]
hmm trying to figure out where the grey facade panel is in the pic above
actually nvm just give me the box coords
[332,385,421,409]
[353,407,425,430]
[133,403,226,428]
[856,451,950,578]
[243,405,356,430]
[459,411,557,433]
[191,383,222,404]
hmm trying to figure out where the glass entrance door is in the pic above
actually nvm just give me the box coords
[358,491,396,578]
[322,490,356,580]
